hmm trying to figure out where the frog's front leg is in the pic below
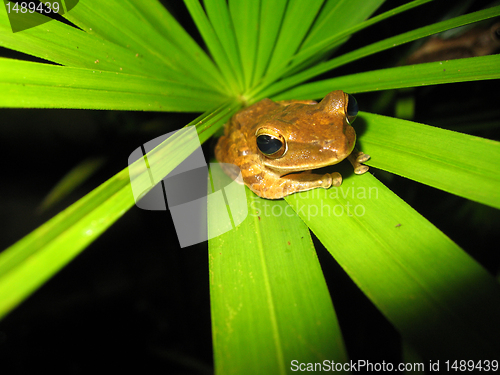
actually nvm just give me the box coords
[247,171,342,199]
[348,149,370,174]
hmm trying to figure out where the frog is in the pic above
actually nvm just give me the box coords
[406,22,500,64]
[214,90,370,199]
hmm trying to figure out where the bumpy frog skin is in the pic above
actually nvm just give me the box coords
[215,90,370,199]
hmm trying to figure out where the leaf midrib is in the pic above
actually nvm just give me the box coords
[253,207,286,375]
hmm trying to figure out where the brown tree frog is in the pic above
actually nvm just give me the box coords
[407,22,500,64]
[215,90,370,199]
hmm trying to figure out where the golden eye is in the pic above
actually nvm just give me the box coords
[346,94,358,125]
[255,129,287,158]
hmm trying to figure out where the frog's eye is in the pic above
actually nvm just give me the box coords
[257,135,284,156]
[255,129,287,158]
[346,94,358,125]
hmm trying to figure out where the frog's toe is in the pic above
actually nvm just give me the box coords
[320,173,332,188]
[354,165,369,175]
[356,152,370,164]
[329,172,342,187]
[348,150,370,175]
[354,152,370,174]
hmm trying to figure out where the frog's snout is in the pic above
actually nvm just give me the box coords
[319,138,347,153]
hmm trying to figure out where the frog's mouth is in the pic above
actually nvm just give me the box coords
[264,158,344,174]
[261,134,356,173]
[263,146,353,173]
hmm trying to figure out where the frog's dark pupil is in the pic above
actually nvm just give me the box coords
[257,134,282,155]
[346,94,359,123]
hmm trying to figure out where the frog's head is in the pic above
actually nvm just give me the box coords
[255,90,358,173]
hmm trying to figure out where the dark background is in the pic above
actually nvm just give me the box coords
[0,0,499,373]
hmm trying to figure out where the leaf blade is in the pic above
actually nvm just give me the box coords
[209,184,348,374]
[271,54,500,100]
[251,0,288,86]
[0,0,227,91]
[183,0,239,94]
[287,0,432,77]
[260,5,500,99]
[204,0,245,91]
[263,0,324,79]
[360,112,500,209]
[0,58,229,111]
[229,0,260,89]
[64,0,228,90]
[0,101,241,320]
[286,172,500,359]
[299,0,383,51]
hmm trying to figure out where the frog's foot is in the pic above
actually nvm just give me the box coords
[348,150,370,175]
[246,171,344,199]
[293,170,341,185]
[282,172,344,196]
